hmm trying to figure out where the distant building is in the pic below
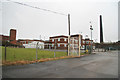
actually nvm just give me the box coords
[0,29,21,46]
[17,39,44,49]
[23,41,44,49]
[44,35,68,50]
[1,29,95,49]
[44,34,94,50]
[95,41,120,50]
[0,29,43,47]
[44,40,52,49]
[0,29,16,42]
[0,35,9,42]
[82,38,95,50]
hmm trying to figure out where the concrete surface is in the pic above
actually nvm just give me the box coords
[2,51,118,78]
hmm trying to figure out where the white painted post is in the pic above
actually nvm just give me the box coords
[68,36,70,56]
[79,34,81,56]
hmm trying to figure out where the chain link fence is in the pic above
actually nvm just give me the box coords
[69,36,79,56]
[2,42,68,62]
[68,35,89,56]
[2,36,94,62]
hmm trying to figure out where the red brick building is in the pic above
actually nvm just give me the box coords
[44,40,52,49]
[44,34,94,50]
[82,38,94,50]
[44,35,68,50]
[0,29,44,47]
[0,29,16,42]
[1,29,95,49]
[0,35,9,41]
[0,29,21,46]
[44,34,83,50]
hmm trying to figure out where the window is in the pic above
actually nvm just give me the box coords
[52,44,54,47]
[83,41,85,44]
[75,40,78,43]
[83,45,85,48]
[58,44,60,47]
[89,41,91,44]
[58,38,60,41]
[75,44,78,47]
[86,41,89,44]
[27,41,29,44]
[64,44,66,47]
[64,38,67,41]
[52,39,54,42]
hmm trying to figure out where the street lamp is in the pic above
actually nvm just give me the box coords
[90,22,93,54]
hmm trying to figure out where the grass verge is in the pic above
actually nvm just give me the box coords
[2,47,87,66]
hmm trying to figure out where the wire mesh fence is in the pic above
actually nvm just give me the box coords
[69,37,79,56]
[1,43,68,62]
[68,35,89,56]
[1,36,94,62]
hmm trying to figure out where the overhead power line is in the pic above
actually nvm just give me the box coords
[6,0,67,16]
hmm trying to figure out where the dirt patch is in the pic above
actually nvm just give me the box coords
[2,54,89,66]
[2,56,80,66]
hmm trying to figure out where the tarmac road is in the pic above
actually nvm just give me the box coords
[2,51,118,78]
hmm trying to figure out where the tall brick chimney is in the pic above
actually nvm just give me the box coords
[100,15,103,43]
[10,29,16,41]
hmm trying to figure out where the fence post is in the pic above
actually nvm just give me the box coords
[54,39,57,58]
[36,42,39,60]
[79,34,81,56]
[54,52,55,58]
[68,36,70,56]
[5,45,7,61]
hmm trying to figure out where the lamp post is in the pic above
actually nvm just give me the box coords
[90,22,93,54]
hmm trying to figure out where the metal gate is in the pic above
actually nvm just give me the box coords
[69,34,81,56]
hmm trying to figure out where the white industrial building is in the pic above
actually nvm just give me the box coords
[23,41,44,49]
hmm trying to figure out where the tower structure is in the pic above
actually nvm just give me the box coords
[10,29,16,41]
[100,15,103,43]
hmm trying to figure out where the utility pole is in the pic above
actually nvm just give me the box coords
[68,14,70,56]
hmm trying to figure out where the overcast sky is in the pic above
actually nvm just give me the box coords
[1,0,119,42]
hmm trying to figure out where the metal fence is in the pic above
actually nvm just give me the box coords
[69,36,80,56]
[2,38,94,62]
[2,43,68,62]
[68,35,88,56]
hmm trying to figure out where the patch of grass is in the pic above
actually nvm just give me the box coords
[2,47,86,62]
[2,47,68,61]
[81,53,86,55]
